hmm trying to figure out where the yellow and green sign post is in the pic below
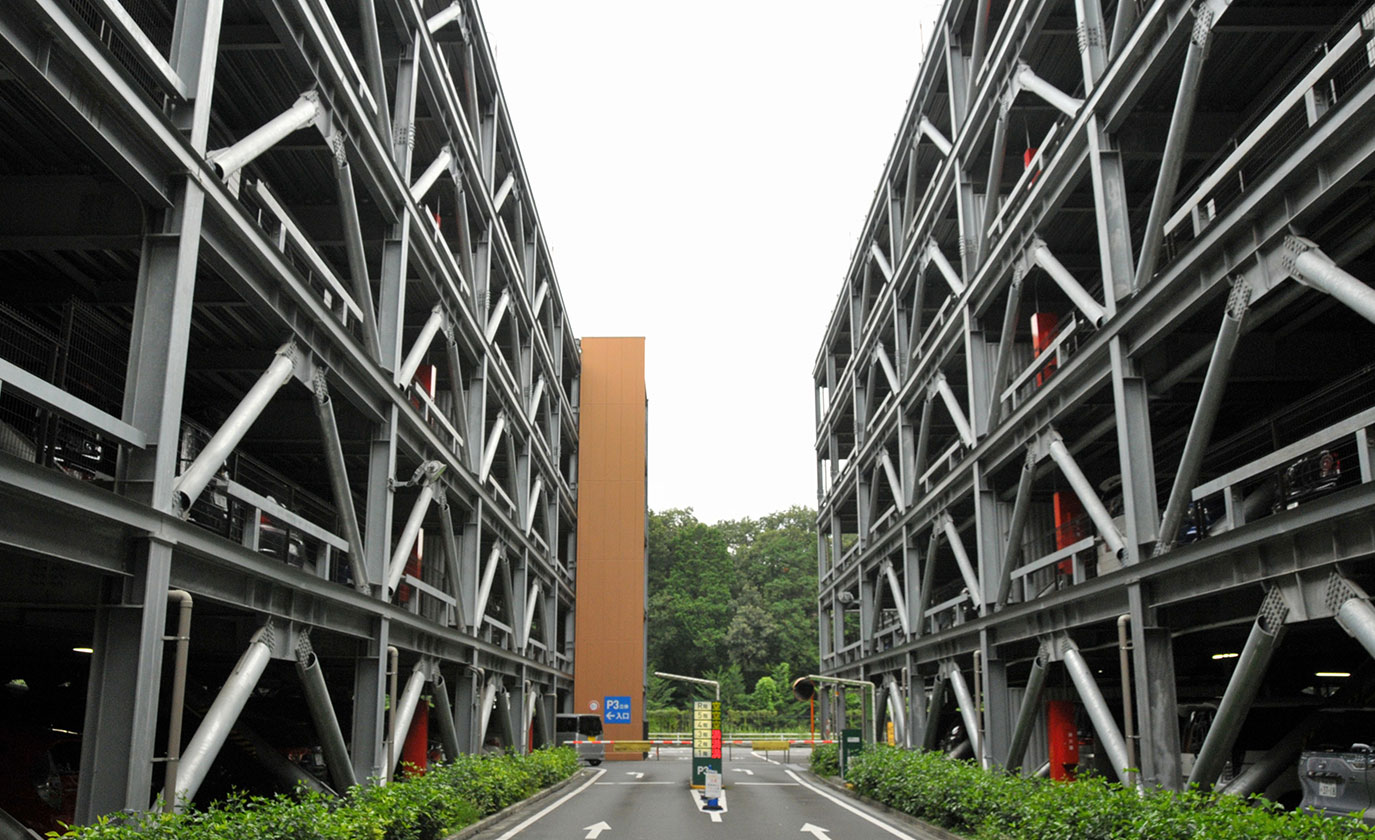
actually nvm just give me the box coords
[691,699,722,787]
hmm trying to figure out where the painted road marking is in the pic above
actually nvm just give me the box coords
[785,770,919,840]
[583,821,610,839]
[626,772,644,779]
[752,751,782,765]
[801,824,831,839]
[688,786,728,823]
[493,768,606,840]
[732,768,755,775]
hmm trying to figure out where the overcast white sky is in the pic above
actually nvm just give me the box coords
[479,1,942,524]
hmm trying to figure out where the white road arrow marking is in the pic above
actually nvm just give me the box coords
[801,824,830,839]
[583,821,611,840]
[732,768,754,775]
[626,771,644,779]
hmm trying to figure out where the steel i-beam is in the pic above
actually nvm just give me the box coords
[1004,653,1049,771]
[174,342,300,514]
[1188,588,1289,790]
[1060,638,1133,785]
[334,164,383,360]
[1156,280,1250,554]
[170,623,275,810]
[312,374,371,594]
[386,460,447,597]
[295,632,357,790]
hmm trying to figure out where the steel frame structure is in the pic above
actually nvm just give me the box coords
[816,0,1375,794]
[0,0,579,825]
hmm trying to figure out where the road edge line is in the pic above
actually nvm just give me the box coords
[785,769,921,840]
[482,767,607,840]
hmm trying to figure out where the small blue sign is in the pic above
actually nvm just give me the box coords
[604,695,632,724]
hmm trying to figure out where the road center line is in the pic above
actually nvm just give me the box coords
[493,768,607,840]
[785,770,920,840]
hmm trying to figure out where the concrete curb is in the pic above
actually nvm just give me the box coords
[444,767,597,840]
[806,770,970,840]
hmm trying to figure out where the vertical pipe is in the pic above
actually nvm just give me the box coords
[161,590,193,813]
[996,450,1036,607]
[174,346,298,513]
[1117,615,1137,786]
[1004,654,1047,770]
[1047,435,1125,557]
[1156,283,1248,554]
[312,381,371,594]
[1133,30,1210,290]
[1188,597,1287,790]
[385,646,398,784]
[431,673,462,760]
[295,637,358,791]
[170,624,274,810]
[947,664,983,765]
[972,651,986,768]
[1062,643,1132,785]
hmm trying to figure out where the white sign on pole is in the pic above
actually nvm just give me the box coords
[704,770,722,800]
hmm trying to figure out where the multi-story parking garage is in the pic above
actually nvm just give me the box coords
[0,0,588,832]
[815,0,1375,799]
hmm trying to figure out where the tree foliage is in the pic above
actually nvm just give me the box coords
[647,506,818,728]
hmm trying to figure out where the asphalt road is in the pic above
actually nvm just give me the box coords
[469,748,932,840]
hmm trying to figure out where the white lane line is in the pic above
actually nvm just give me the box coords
[785,770,920,840]
[735,782,798,786]
[494,768,607,840]
[751,751,782,765]
[593,781,676,785]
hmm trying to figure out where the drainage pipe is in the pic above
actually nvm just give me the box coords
[161,590,192,813]
[1117,615,1137,787]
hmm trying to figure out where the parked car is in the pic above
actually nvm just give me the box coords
[1299,743,1375,823]
[1276,449,1343,512]
[555,714,604,766]
[0,727,79,836]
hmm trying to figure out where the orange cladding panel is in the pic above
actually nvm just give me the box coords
[574,338,647,756]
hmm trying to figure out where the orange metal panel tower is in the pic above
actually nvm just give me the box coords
[574,338,647,758]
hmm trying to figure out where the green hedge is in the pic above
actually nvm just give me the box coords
[844,746,1371,840]
[809,742,840,777]
[59,748,579,840]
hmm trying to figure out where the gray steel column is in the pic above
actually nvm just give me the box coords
[312,374,371,594]
[947,663,984,767]
[294,633,357,791]
[923,674,948,751]
[1004,654,1048,771]
[1188,589,1289,790]
[1061,640,1132,786]
[1133,620,1182,790]
[1157,281,1250,554]
[916,526,941,636]
[430,673,462,760]
[986,269,1026,429]
[335,159,383,360]
[77,540,173,819]
[978,105,1010,261]
[1336,597,1375,662]
[1046,433,1126,558]
[388,663,427,776]
[1287,237,1375,326]
[351,624,390,784]
[996,449,1036,607]
[1133,10,1212,290]
[172,623,276,810]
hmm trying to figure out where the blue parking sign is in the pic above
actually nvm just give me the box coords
[604,695,632,724]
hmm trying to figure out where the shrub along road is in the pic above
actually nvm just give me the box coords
[467,749,935,840]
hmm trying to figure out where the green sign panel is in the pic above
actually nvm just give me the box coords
[840,728,863,777]
[691,700,722,786]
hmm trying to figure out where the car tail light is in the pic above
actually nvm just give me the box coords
[1320,450,1340,478]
